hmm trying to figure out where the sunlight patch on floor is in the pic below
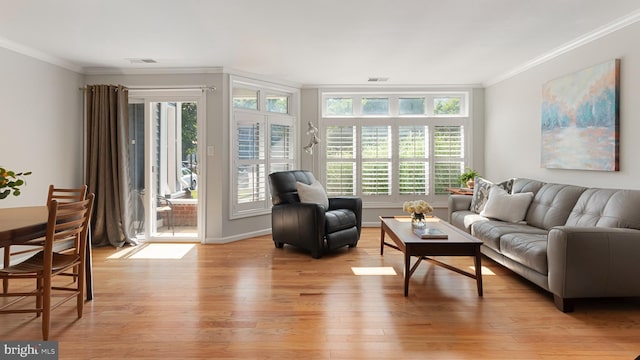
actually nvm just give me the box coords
[107,243,196,260]
[469,265,496,275]
[351,267,397,276]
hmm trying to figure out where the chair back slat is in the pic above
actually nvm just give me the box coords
[47,185,88,204]
[44,195,94,261]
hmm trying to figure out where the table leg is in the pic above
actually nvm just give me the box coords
[404,252,410,296]
[474,249,483,297]
[380,226,385,255]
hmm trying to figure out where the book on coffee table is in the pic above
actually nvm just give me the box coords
[413,227,448,239]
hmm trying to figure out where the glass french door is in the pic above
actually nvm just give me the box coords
[128,90,204,242]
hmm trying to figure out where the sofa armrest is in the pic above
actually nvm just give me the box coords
[271,203,325,257]
[329,197,362,235]
[447,194,473,222]
[547,226,640,302]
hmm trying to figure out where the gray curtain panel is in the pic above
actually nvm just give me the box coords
[85,84,135,247]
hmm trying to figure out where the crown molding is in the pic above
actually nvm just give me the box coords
[82,66,225,76]
[224,67,303,89]
[483,8,640,87]
[302,83,483,90]
[0,36,83,73]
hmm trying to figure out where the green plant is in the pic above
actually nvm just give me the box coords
[0,167,32,199]
[459,167,479,185]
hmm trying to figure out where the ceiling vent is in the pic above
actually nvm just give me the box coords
[368,77,389,82]
[127,58,158,64]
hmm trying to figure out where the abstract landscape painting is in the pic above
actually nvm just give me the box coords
[541,59,620,171]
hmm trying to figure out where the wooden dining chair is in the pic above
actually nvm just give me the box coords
[47,185,88,204]
[0,194,94,340]
[3,185,88,294]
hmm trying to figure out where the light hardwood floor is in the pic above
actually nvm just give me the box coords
[1,227,639,359]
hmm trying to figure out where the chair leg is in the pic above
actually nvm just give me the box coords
[3,249,9,293]
[36,277,43,318]
[77,267,85,318]
[42,275,51,341]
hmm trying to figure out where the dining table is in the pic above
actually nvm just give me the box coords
[0,206,94,301]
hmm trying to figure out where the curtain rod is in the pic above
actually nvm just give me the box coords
[79,86,216,91]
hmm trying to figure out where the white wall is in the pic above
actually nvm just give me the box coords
[485,22,640,189]
[0,47,84,208]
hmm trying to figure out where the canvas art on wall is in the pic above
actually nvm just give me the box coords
[541,59,620,171]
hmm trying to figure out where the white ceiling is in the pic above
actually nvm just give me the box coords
[1,0,640,87]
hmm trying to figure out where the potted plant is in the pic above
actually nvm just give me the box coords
[459,167,479,189]
[0,167,32,199]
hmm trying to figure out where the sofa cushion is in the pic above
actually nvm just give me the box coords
[472,220,548,253]
[525,183,586,230]
[296,180,329,209]
[500,233,549,274]
[470,177,514,213]
[565,188,640,229]
[450,210,488,233]
[512,178,545,195]
[480,186,534,223]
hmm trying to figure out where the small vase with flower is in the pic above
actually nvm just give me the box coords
[403,200,433,229]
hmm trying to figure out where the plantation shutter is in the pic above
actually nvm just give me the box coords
[236,119,266,204]
[325,125,356,195]
[399,125,429,195]
[433,125,465,194]
[361,126,392,195]
[269,122,293,174]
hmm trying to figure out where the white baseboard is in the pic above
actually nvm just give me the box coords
[204,228,273,244]
[204,223,381,244]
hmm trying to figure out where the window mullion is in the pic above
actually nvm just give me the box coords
[355,122,362,196]
[392,123,400,199]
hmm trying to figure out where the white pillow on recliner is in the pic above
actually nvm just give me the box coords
[480,186,533,223]
[296,180,329,209]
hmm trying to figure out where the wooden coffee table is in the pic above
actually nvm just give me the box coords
[379,216,483,296]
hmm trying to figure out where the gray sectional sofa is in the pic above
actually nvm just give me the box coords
[448,177,640,312]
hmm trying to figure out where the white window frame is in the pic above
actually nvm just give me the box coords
[230,76,298,219]
[319,90,471,208]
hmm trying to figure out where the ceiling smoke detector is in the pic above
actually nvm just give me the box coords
[368,77,389,82]
[127,58,158,64]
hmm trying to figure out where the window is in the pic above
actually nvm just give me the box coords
[398,125,428,194]
[325,97,353,116]
[320,91,470,206]
[266,94,289,114]
[399,98,425,115]
[434,96,462,115]
[236,117,265,205]
[361,125,391,195]
[231,78,297,218]
[433,126,465,195]
[233,88,258,110]
[326,125,356,195]
[361,97,389,115]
